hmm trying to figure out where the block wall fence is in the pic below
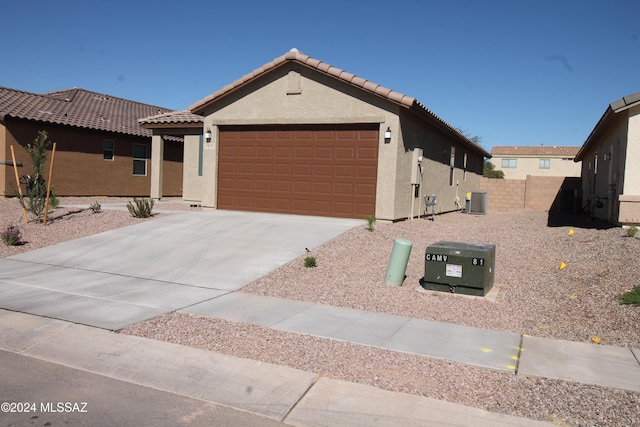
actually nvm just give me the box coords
[479,176,581,212]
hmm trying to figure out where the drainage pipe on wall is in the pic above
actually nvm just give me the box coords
[384,238,413,286]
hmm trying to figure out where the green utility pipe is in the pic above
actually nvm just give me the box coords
[384,238,413,286]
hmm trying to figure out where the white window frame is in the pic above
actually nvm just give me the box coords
[539,159,551,169]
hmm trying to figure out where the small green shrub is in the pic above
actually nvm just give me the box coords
[89,201,102,214]
[127,198,154,218]
[626,226,638,238]
[304,256,317,268]
[365,215,376,232]
[1,225,23,246]
[617,286,640,307]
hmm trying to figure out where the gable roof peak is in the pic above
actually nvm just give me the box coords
[188,49,490,157]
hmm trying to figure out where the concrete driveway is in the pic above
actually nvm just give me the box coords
[0,210,361,330]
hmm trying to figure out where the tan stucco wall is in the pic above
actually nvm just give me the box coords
[579,111,628,223]
[398,110,482,218]
[618,105,640,224]
[192,63,484,220]
[490,155,581,180]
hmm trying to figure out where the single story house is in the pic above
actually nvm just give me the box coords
[0,87,184,197]
[575,91,640,225]
[489,145,581,180]
[141,49,490,220]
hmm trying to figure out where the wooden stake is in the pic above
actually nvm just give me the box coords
[10,145,28,224]
[43,142,57,226]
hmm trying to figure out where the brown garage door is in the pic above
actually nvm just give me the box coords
[218,124,378,218]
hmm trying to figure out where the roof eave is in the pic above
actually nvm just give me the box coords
[407,104,491,158]
[139,122,203,130]
[575,91,640,162]
[574,107,614,162]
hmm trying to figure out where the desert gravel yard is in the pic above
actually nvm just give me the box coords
[2,197,639,426]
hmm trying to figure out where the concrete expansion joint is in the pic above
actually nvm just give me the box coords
[513,334,525,376]
[279,373,321,422]
[378,316,412,348]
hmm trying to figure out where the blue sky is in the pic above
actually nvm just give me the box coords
[2,0,638,152]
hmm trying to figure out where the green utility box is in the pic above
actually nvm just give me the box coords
[421,241,496,296]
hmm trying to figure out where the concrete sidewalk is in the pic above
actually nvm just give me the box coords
[0,309,553,426]
[184,292,640,392]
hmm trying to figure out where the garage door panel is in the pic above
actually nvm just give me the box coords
[273,180,291,192]
[336,147,355,159]
[275,147,292,158]
[356,183,376,196]
[236,179,254,190]
[357,165,377,178]
[295,147,313,158]
[335,165,355,178]
[273,198,291,210]
[254,197,273,209]
[257,146,273,157]
[255,180,272,191]
[274,164,292,175]
[334,182,354,195]
[238,163,254,174]
[313,182,331,195]
[256,163,273,174]
[218,125,378,218]
[337,130,357,140]
[238,146,255,158]
[293,181,311,193]
[314,164,332,177]
[358,147,378,159]
[235,196,254,209]
[315,147,333,158]
[294,164,312,177]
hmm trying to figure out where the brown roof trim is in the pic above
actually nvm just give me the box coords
[575,91,640,161]
[139,110,204,129]
[189,49,490,158]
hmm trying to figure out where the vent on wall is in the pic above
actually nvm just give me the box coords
[468,191,488,215]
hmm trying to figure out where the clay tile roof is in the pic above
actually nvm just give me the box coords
[491,146,581,157]
[0,86,172,138]
[575,90,640,161]
[188,49,489,157]
[138,110,203,127]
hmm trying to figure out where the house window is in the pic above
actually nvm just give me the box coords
[198,135,204,177]
[103,140,114,160]
[463,152,468,181]
[449,147,456,186]
[133,144,147,176]
[539,159,551,169]
[501,158,517,168]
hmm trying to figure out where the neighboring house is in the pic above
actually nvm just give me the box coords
[0,87,183,197]
[574,91,640,225]
[489,145,581,180]
[141,49,490,220]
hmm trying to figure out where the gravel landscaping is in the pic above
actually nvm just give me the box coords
[2,197,639,426]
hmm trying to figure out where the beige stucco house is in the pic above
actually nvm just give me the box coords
[575,91,640,225]
[141,49,490,220]
[489,146,581,180]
